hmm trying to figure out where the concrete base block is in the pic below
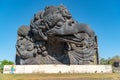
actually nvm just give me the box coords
[3,65,112,74]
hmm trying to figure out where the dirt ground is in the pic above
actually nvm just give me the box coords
[0,73,120,80]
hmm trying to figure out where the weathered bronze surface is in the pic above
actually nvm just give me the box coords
[16,5,99,65]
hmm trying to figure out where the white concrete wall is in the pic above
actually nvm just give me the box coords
[3,65,112,74]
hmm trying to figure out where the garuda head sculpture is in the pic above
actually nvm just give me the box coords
[16,5,99,65]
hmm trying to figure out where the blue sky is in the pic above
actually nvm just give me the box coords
[0,0,120,62]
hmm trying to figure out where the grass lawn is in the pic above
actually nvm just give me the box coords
[0,73,120,80]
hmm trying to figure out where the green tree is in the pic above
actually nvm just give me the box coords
[100,58,108,65]
[0,60,14,73]
[112,55,120,59]
[100,55,120,65]
[108,55,120,66]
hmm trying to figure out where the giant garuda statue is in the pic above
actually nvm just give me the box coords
[16,5,99,65]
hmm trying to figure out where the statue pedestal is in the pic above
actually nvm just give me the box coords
[3,65,112,74]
